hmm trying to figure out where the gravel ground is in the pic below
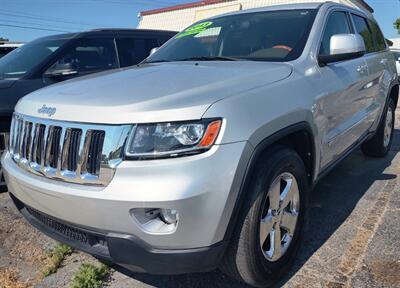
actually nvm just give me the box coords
[0,108,399,288]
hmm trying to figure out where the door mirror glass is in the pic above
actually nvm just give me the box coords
[319,34,366,65]
[149,47,159,56]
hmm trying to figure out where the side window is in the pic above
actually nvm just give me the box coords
[351,14,374,53]
[368,19,386,52]
[117,38,159,67]
[48,38,118,74]
[320,11,351,55]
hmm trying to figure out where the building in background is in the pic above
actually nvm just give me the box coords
[138,0,373,32]
[390,38,400,49]
[0,42,23,58]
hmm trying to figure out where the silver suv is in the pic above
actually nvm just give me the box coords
[2,3,398,287]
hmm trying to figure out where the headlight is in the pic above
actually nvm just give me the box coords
[125,119,222,159]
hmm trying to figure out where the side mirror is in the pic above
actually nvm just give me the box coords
[44,62,78,80]
[149,47,159,56]
[319,34,366,66]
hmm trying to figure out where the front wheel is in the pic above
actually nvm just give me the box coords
[220,146,308,287]
[362,98,395,157]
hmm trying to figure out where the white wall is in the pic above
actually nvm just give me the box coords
[138,0,370,32]
[390,38,400,49]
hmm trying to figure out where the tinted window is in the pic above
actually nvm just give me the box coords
[368,19,386,51]
[117,38,159,67]
[147,10,317,63]
[48,38,118,74]
[0,38,66,79]
[320,11,351,55]
[352,14,374,53]
[0,47,15,58]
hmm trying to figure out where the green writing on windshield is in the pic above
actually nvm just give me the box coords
[175,21,213,39]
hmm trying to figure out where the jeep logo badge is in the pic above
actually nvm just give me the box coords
[38,105,56,117]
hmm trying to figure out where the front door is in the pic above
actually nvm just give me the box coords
[317,10,370,168]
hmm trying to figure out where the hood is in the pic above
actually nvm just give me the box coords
[16,61,292,124]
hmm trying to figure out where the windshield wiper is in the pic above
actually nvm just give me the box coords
[142,56,242,64]
[142,59,172,64]
[179,56,241,62]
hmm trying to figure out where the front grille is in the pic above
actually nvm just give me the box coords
[9,113,131,185]
[27,207,90,244]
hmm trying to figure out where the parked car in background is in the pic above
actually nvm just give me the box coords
[0,29,176,191]
[391,48,400,79]
[0,43,23,58]
[2,3,398,287]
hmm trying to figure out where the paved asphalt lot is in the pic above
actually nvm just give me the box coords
[0,109,399,288]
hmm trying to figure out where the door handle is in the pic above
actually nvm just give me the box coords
[380,58,388,65]
[356,64,368,73]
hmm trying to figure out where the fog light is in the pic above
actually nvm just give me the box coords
[160,209,179,224]
[130,208,179,234]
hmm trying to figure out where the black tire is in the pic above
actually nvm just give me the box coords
[362,98,395,157]
[220,146,308,287]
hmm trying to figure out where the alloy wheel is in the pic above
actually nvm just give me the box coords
[260,172,300,262]
[383,106,394,148]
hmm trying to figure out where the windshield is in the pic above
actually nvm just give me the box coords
[0,38,67,79]
[147,9,316,63]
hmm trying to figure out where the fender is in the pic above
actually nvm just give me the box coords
[222,122,316,242]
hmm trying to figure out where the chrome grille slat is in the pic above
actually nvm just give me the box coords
[41,125,50,169]
[75,128,87,177]
[9,113,131,186]
[31,124,40,164]
[44,126,55,169]
[61,128,72,172]
[56,127,66,172]
[17,119,25,160]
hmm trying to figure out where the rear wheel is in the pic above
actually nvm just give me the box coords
[220,146,308,287]
[362,98,395,157]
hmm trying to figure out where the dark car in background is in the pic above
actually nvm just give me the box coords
[0,28,176,191]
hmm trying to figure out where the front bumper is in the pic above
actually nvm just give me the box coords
[2,141,249,273]
[10,194,227,274]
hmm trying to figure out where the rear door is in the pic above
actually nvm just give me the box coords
[116,36,159,67]
[317,10,370,168]
[350,14,388,130]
